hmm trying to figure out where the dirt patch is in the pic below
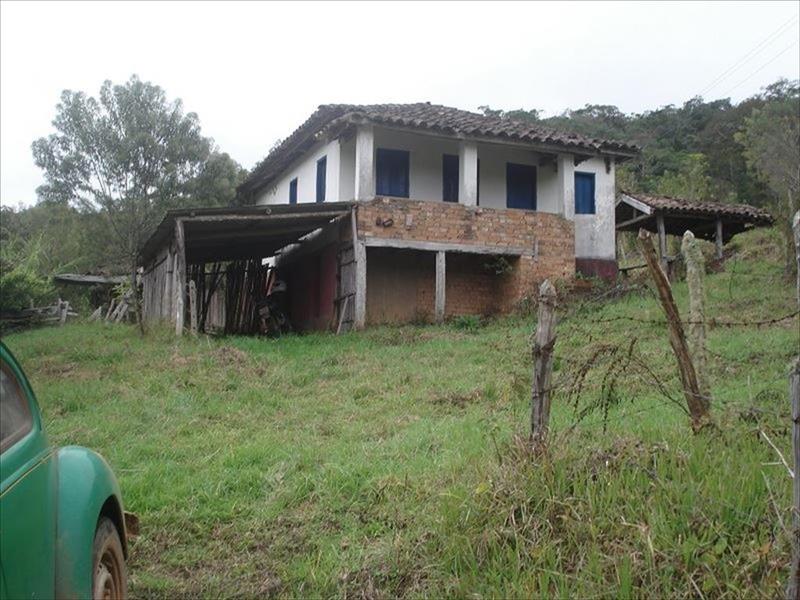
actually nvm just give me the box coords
[212,345,250,365]
[432,388,482,409]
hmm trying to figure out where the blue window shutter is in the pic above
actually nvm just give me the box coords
[289,178,298,204]
[376,149,410,198]
[316,156,327,203]
[442,154,459,202]
[574,172,596,214]
[477,159,480,206]
[506,163,537,210]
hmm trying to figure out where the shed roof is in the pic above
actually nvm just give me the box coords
[139,202,354,265]
[53,274,127,286]
[239,103,640,197]
[616,192,774,242]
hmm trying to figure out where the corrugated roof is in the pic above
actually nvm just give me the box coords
[239,103,640,197]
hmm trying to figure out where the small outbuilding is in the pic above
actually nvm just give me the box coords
[615,192,774,262]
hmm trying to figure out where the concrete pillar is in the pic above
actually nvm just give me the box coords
[715,218,724,260]
[556,153,575,220]
[435,251,446,323]
[458,141,478,207]
[354,241,367,329]
[354,125,374,201]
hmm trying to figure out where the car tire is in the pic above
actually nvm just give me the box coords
[92,516,127,600]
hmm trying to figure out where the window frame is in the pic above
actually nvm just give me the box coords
[505,162,537,210]
[316,156,327,203]
[574,171,596,215]
[0,360,33,454]
[375,148,410,198]
[289,177,298,205]
[442,154,459,203]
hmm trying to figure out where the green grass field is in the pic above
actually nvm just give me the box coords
[5,229,799,598]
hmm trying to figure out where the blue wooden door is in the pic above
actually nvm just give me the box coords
[506,163,537,210]
[574,172,596,214]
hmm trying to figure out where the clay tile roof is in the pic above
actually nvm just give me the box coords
[239,103,640,197]
[621,192,774,224]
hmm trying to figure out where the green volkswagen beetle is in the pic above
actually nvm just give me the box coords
[0,341,129,599]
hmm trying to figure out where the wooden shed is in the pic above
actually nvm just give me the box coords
[616,192,774,264]
[138,202,355,335]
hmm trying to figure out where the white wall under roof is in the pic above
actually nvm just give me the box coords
[255,138,341,205]
[255,125,617,260]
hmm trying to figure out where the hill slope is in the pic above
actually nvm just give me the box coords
[4,228,798,598]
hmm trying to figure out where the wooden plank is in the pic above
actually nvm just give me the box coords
[638,228,710,431]
[189,279,198,335]
[435,251,446,323]
[174,219,186,335]
[336,296,350,335]
[363,236,531,256]
[531,279,557,448]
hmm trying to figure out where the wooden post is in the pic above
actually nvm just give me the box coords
[788,357,800,600]
[681,231,712,407]
[435,251,446,323]
[793,210,799,307]
[188,279,198,335]
[656,213,668,273]
[174,219,186,336]
[638,229,710,431]
[531,279,557,447]
[715,218,724,261]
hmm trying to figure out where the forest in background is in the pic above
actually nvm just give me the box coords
[1,77,797,312]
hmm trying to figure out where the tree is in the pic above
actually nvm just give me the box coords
[736,80,800,274]
[31,75,240,327]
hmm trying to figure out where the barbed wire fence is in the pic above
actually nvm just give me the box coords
[524,219,800,596]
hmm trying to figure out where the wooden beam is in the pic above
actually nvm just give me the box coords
[617,194,653,215]
[715,218,724,260]
[616,212,653,230]
[435,251,446,323]
[363,236,531,256]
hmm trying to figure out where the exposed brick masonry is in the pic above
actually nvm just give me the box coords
[357,197,575,319]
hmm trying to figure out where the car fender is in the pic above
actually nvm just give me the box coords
[54,446,126,600]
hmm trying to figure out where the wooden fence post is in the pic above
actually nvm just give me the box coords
[531,279,557,447]
[681,231,712,406]
[793,210,799,307]
[789,357,800,600]
[638,228,710,431]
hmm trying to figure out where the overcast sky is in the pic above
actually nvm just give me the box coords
[1,0,798,207]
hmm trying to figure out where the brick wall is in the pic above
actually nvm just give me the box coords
[357,198,575,320]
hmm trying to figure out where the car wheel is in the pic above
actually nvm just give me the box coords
[92,516,127,600]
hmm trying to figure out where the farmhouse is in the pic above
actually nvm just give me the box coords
[139,103,641,334]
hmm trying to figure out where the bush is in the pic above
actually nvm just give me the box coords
[0,235,56,312]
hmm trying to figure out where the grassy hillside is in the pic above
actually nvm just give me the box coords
[4,228,799,598]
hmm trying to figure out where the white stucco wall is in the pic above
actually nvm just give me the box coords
[573,157,616,260]
[255,126,616,260]
[255,138,341,205]
[474,142,561,213]
[371,128,461,200]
